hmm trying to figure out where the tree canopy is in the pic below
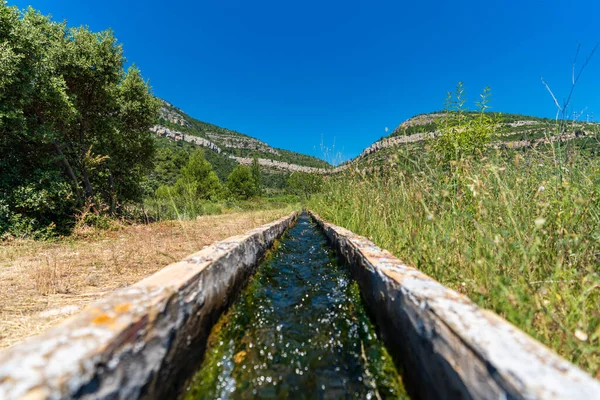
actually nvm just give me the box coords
[174,149,222,200]
[227,165,257,200]
[0,2,159,237]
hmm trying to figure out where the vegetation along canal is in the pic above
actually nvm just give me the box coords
[179,214,408,399]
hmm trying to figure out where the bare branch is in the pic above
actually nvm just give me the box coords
[541,77,561,120]
[564,42,598,113]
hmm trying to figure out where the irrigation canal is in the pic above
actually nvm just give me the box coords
[3,211,599,399]
[179,214,408,399]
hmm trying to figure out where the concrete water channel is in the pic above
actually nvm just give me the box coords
[1,211,600,399]
[179,214,407,399]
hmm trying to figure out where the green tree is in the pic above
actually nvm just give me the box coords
[0,3,158,236]
[174,149,222,200]
[251,156,262,195]
[227,165,257,200]
[287,172,323,199]
[103,65,160,211]
[55,27,159,211]
[0,4,77,236]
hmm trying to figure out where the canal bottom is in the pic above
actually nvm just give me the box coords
[179,214,408,399]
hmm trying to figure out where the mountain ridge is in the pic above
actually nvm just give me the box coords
[153,100,598,175]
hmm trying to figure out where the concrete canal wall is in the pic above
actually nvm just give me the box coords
[309,211,600,400]
[0,212,298,400]
[2,210,600,400]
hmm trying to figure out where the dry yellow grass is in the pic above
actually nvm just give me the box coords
[0,208,293,348]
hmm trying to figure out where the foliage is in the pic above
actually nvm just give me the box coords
[0,3,158,237]
[262,171,290,190]
[203,147,239,182]
[174,149,222,200]
[251,157,262,195]
[287,172,323,199]
[145,138,297,220]
[148,136,238,191]
[227,165,257,200]
[309,145,600,375]
[432,82,495,160]
[147,139,192,191]
[152,149,222,219]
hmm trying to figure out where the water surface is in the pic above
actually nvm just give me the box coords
[180,214,407,399]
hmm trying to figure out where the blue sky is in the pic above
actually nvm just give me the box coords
[8,0,600,162]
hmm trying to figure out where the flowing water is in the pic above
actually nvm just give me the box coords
[179,214,408,399]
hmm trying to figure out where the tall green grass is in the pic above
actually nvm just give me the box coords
[146,192,300,221]
[309,144,600,376]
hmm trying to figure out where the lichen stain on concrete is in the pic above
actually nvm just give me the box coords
[92,313,116,326]
[114,303,132,313]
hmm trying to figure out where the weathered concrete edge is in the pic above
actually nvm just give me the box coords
[0,211,299,400]
[308,210,600,400]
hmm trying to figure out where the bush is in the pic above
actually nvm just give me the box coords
[174,149,222,200]
[433,83,496,161]
[227,165,257,200]
[149,150,224,220]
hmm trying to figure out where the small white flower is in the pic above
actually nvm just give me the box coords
[427,215,433,221]
[534,217,546,228]
[538,185,545,192]
[574,329,588,342]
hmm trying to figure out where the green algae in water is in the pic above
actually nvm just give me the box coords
[180,215,408,399]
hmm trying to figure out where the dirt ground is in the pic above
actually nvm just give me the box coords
[0,209,292,348]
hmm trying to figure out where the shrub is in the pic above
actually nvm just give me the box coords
[227,165,257,200]
[433,82,496,161]
[174,149,222,200]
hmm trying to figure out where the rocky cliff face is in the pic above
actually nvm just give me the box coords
[357,132,436,159]
[392,113,443,134]
[208,133,280,156]
[357,113,597,165]
[158,101,192,128]
[151,123,343,174]
[233,157,340,174]
[150,125,223,153]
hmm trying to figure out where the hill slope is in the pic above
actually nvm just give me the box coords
[151,100,332,174]
[152,102,598,177]
[350,111,599,167]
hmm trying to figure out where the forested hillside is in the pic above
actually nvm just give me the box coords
[152,99,332,170]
